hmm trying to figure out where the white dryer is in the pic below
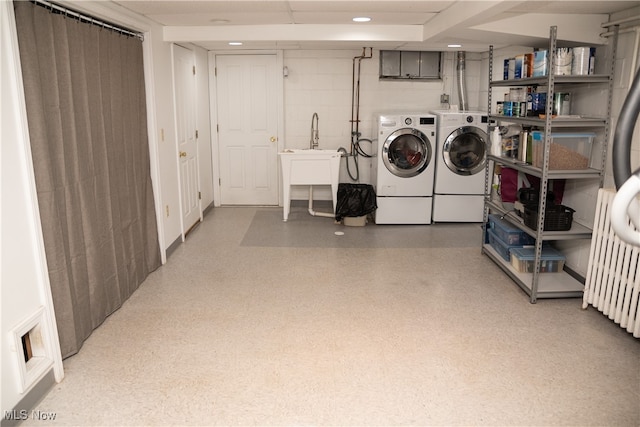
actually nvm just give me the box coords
[430,110,489,222]
[372,113,437,224]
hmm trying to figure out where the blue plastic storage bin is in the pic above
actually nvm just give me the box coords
[488,229,516,261]
[488,214,535,246]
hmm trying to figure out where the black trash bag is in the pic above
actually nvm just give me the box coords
[335,183,377,221]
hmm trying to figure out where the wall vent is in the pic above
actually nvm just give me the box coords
[11,307,54,392]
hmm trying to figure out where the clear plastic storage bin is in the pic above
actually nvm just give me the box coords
[510,247,566,273]
[488,214,535,245]
[531,132,595,170]
[488,229,516,261]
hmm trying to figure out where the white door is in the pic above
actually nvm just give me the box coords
[215,54,279,205]
[174,45,201,233]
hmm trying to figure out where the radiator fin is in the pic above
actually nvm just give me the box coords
[583,189,640,338]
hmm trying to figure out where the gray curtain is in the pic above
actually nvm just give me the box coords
[14,1,161,358]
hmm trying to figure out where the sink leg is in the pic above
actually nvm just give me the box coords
[283,184,290,221]
[331,181,338,215]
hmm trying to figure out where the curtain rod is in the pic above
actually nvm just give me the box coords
[30,0,143,40]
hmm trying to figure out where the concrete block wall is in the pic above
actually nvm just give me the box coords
[283,49,484,197]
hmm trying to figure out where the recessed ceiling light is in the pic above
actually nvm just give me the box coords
[352,17,371,22]
[210,19,229,24]
[228,42,243,46]
[448,44,462,48]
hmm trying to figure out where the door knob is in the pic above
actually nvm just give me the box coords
[179,151,187,157]
[270,136,277,143]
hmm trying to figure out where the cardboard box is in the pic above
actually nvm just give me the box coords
[343,216,367,226]
[524,53,534,78]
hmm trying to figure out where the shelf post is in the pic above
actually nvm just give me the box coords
[530,25,558,303]
[481,45,495,251]
[599,25,618,188]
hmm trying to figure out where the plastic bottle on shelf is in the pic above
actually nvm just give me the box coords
[490,126,502,157]
[489,126,502,196]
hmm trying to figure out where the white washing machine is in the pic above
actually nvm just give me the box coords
[371,113,437,224]
[430,110,489,222]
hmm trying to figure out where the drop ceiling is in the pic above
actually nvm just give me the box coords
[108,0,638,51]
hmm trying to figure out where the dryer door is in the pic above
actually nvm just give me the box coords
[442,126,487,176]
[382,128,432,178]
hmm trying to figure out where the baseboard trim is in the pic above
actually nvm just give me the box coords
[165,235,182,259]
[1,369,56,427]
[564,265,586,285]
[203,202,214,217]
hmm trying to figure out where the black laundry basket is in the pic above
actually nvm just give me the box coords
[335,184,377,221]
[523,203,575,231]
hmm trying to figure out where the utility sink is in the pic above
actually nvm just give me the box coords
[280,149,338,154]
[279,149,342,221]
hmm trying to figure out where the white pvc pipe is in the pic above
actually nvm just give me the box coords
[308,186,334,218]
[603,26,640,88]
[601,15,640,28]
[611,173,640,247]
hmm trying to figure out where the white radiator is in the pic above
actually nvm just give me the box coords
[583,189,640,338]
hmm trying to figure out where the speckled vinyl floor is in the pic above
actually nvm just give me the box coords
[22,206,640,426]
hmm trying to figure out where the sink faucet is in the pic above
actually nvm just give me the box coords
[310,112,319,149]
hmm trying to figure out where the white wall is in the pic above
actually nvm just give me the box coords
[144,20,182,254]
[558,10,640,275]
[283,49,484,199]
[1,1,63,415]
[608,5,640,181]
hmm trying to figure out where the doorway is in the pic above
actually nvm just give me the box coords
[173,44,201,234]
[212,53,282,206]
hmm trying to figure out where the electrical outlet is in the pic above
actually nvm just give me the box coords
[165,205,169,217]
[440,94,450,104]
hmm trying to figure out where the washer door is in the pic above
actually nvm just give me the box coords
[442,126,487,175]
[382,128,432,178]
